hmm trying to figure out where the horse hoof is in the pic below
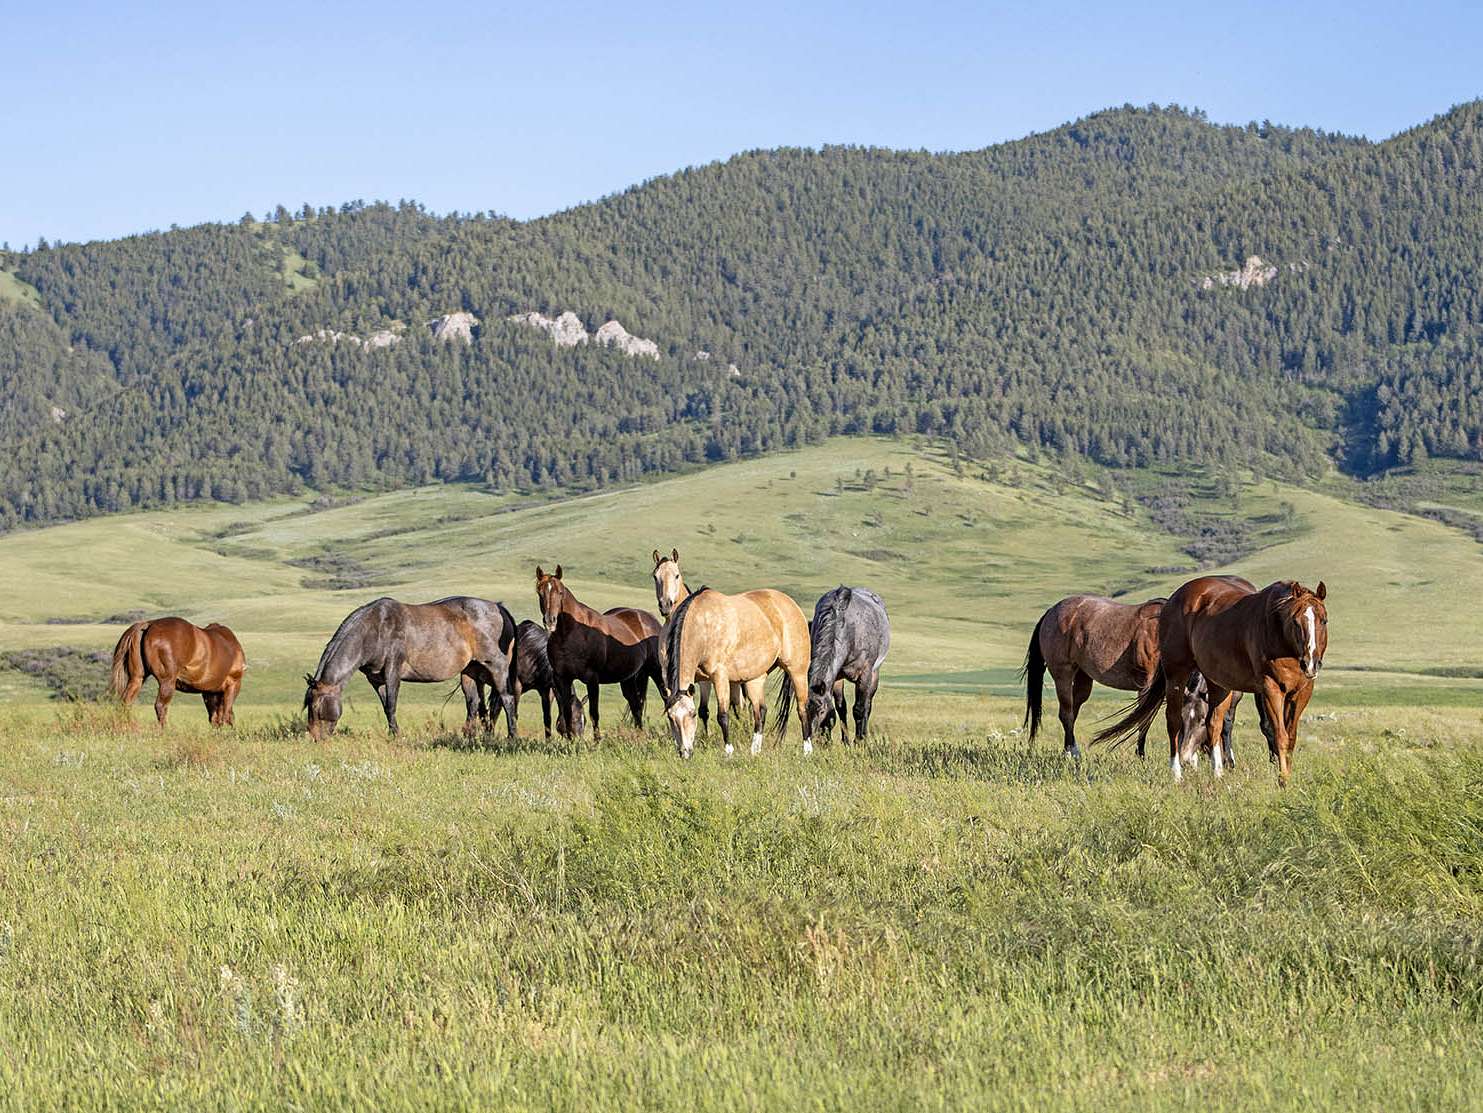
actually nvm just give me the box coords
[802,739,813,756]
[724,743,734,757]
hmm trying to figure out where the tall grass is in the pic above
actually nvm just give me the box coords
[0,702,1478,1110]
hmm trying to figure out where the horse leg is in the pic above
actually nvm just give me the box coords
[831,679,849,743]
[853,670,880,741]
[1221,693,1240,769]
[1048,667,1081,758]
[1204,688,1235,778]
[554,676,578,738]
[709,670,735,755]
[486,662,518,740]
[377,673,402,736]
[539,687,552,739]
[154,677,175,728]
[793,668,813,756]
[222,676,241,727]
[1067,671,1093,759]
[743,677,767,754]
[1163,667,1191,781]
[1283,682,1313,777]
[202,691,219,725]
[1260,678,1292,786]
[587,681,601,742]
[460,674,481,736]
[621,676,645,729]
[697,679,711,736]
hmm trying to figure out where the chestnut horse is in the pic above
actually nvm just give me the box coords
[661,586,812,758]
[1095,576,1327,784]
[110,617,246,727]
[303,596,518,740]
[535,565,666,740]
[1022,594,1244,763]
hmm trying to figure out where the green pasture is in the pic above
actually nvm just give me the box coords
[0,439,1480,1108]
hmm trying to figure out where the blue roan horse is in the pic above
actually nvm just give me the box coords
[804,586,890,741]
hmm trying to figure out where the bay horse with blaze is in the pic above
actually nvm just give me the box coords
[1096,576,1327,784]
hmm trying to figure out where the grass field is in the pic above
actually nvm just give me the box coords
[0,439,1480,1109]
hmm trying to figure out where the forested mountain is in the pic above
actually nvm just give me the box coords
[2,101,1480,528]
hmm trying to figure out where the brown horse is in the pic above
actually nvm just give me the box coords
[110,617,246,727]
[661,586,812,758]
[1022,595,1165,758]
[535,565,666,740]
[1095,576,1328,784]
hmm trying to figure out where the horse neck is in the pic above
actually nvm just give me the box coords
[808,602,845,688]
[556,585,602,627]
[314,619,365,689]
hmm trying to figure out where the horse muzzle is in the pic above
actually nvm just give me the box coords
[1303,659,1323,680]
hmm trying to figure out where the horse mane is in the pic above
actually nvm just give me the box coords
[664,587,708,702]
[808,586,852,689]
[311,598,385,685]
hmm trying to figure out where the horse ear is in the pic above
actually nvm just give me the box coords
[555,564,563,580]
[1316,580,1327,601]
[303,673,315,687]
[535,565,544,580]
[652,549,662,566]
[671,548,679,563]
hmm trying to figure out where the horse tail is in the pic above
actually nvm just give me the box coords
[1021,612,1047,741]
[110,621,150,701]
[771,667,796,741]
[1092,672,1168,750]
[497,603,519,697]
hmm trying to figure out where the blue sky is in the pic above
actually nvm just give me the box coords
[3,0,1480,247]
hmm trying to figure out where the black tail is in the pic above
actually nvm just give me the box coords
[1020,613,1047,741]
[771,669,796,741]
[1092,673,1168,750]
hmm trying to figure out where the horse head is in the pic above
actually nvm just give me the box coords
[664,684,699,758]
[805,682,836,739]
[651,548,683,618]
[535,564,567,634]
[1272,580,1328,679]
[302,673,343,740]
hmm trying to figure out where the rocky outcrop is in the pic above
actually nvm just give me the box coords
[509,310,661,359]
[509,310,589,347]
[429,311,479,345]
[1201,255,1279,291]
[295,323,405,349]
[593,319,660,360]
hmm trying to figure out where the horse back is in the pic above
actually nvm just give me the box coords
[1042,595,1160,689]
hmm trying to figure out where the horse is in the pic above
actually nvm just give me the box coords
[651,548,718,731]
[488,620,587,739]
[804,586,890,742]
[1095,576,1327,784]
[109,617,246,727]
[661,586,812,758]
[302,596,518,740]
[1021,593,1243,762]
[535,565,666,740]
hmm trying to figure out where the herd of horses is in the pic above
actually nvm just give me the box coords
[106,547,1328,784]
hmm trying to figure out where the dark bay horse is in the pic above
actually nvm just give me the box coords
[663,586,812,758]
[303,596,518,739]
[804,586,890,742]
[110,617,246,726]
[1096,576,1327,784]
[536,565,666,740]
[488,620,587,739]
[1022,594,1242,762]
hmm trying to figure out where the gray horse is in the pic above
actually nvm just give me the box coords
[303,596,519,739]
[804,586,890,742]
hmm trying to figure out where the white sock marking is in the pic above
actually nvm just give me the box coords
[1212,742,1224,777]
[750,733,763,756]
[1171,754,1183,782]
[802,738,813,756]
[724,742,734,757]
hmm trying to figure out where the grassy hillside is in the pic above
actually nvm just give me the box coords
[1,438,1479,722]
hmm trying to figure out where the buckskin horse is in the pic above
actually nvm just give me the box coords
[535,565,666,740]
[662,585,812,758]
[303,596,518,740]
[1095,576,1328,784]
[804,586,890,742]
[651,549,718,731]
[110,617,246,727]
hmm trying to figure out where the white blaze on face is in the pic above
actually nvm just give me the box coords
[1302,605,1317,674]
[667,694,697,757]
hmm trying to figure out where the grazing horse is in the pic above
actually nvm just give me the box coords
[651,549,718,731]
[110,617,246,727]
[1095,576,1328,784]
[804,586,890,742]
[488,620,587,739]
[662,586,812,758]
[303,596,518,740]
[535,565,666,740]
[1022,594,1243,762]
